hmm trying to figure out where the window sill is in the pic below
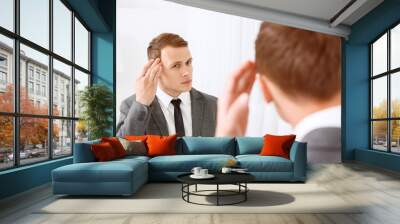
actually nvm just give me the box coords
[0,156,72,176]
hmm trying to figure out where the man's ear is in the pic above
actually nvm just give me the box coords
[258,74,273,103]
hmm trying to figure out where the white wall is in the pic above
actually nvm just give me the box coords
[116,0,293,136]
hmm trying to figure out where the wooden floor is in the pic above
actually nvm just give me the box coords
[1,162,400,224]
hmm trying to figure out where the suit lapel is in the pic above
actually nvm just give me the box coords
[150,97,169,136]
[190,88,204,136]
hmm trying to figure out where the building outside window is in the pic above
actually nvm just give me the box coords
[0,0,91,170]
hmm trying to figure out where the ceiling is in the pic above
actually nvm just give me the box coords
[164,0,384,38]
[227,0,353,22]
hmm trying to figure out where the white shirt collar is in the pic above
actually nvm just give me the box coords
[294,105,341,141]
[156,88,191,107]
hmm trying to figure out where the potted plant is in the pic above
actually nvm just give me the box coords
[79,84,113,140]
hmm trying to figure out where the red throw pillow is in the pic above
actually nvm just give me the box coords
[146,135,177,157]
[101,137,126,158]
[260,134,296,159]
[91,142,118,161]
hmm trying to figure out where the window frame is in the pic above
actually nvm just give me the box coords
[370,21,400,154]
[0,0,92,171]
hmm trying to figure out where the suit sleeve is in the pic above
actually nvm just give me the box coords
[116,99,152,137]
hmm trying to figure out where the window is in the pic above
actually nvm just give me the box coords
[74,69,89,118]
[75,18,89,70]
[53,119,72,158]
[53,59,71,117]
[371,23,400,154]
[35,70,40,81]
[28,67,34,80]
[0,0,13,32]
[0,35,13,112]
[53,0,72,60]
[0,54,7,88]
[35,83,40,95]
[20,0,49,49]
[0,116,13,170]
[0,71,6,85]
[28,81,34,94]
[0,0,91,170]
[0,55,7,67]
[42,85,46,97]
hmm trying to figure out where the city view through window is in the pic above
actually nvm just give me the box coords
[371,23,400,153]
[0,0,91,170]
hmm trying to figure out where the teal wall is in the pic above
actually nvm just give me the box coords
[344,0,400,170]
[0,158,72,199]
[0,0,116,200]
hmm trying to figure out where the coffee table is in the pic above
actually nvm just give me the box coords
[177,172,255,206]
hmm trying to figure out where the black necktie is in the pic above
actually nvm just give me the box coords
[171,99,185,137]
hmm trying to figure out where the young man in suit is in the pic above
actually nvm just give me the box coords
[117,33,217,137]
[216,22,341,163]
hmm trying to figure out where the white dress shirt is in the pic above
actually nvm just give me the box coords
[294,105,341,141]
[156,88,193,136]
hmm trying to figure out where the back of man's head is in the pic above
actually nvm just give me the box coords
[255,22,341,102]
[147,33,188,60]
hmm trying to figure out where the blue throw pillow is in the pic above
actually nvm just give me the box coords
[73,139,100,163]
[179,137,236,155]
[235,137,264,155]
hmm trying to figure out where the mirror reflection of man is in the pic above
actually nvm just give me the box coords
[216,22,341,163]
[117,33,217,137]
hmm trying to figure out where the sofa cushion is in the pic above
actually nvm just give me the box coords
[73,139,100,163]
[52,158,148,183]
[147,135,177,157]
[236,155,293,172]
[235,137,263,155]
[118,138,147,156]
[148,154,235,172]
[178,137,235,155]
[114,155,150,164]
[91,142,118,162]
[260,134,296,159]
[101,137,127,158]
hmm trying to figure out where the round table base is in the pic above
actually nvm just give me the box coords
[181,183,249,206]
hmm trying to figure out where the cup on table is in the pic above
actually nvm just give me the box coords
[191,167,202,176]
[200,169,208,176]
[221,167,232,174]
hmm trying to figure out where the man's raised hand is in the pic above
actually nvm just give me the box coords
[216,61,256,136]
[135,58,162,106]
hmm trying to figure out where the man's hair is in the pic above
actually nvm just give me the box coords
[147,33,188,59]
[255,22,341,101]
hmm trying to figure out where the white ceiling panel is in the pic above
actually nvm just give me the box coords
[226,0,352,21]
[164,0,384,38]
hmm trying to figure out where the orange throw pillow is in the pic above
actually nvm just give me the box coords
[146,135,177,157]
[101,137,126,158]
[260,134,296,159]
[124,135,148,142]
[91,142,117,161]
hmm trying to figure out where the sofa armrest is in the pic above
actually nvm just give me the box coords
[73,140,100,163]
[289,141,307,181]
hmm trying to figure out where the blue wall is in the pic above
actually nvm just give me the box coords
[344,0,400,170]
[0,0,116,200]
[91,0,116,134]
[0,158,72,199]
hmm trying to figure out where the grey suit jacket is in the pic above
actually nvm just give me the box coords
[116,88,217,137]
[302,127,341,164]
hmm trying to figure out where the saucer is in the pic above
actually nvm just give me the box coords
[190,174,215,179]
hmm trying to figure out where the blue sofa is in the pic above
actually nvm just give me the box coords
[52,137,307,196]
